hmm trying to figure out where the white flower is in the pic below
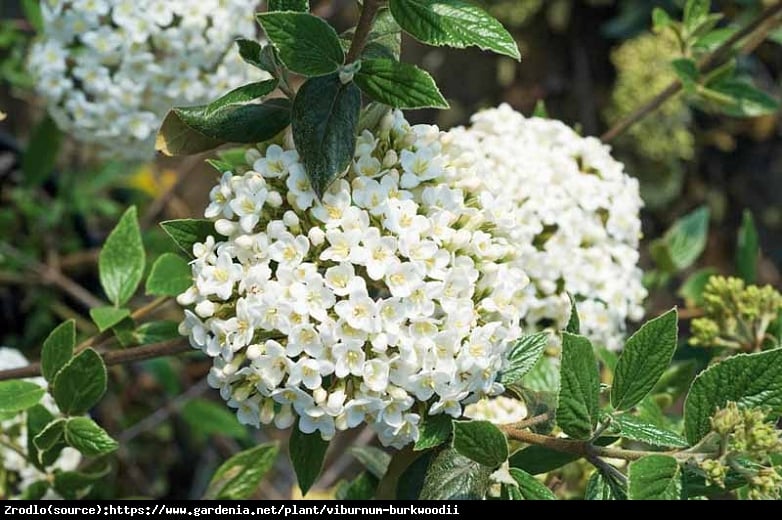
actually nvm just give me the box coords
[29,0,265,159]
[198,252,243,300]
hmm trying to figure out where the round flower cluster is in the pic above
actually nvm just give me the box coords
[446,104,646,350]
[178,110,535,447]
[28,0,263,160]
[463,396,528,425]
[606,31,694,164]
[0,348,81,499]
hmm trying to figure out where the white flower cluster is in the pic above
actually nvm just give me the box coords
[447,105,646,350]
[0,348,81,499]
[28,0,263,159]
[463,396,528,425]
[178,110,535,447]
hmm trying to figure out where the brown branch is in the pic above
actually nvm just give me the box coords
[345,0,383,64]
[0,338,193,382]
[601,2,782,143]
[502,426,707,462]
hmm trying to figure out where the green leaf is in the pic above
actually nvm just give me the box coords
[700,79,780,118]
[452,420,508,467]
[395,451,434,499]
[336,471,378,500]
[499,331,549,386]
[134,321,181,345]
[651,7,672,32]
[389,0,520,60]
[651,206,710,273]
[533,99,549,118]
[585,470,627,500]
[98,206,145,307]
[0,380,45,413]
[612,309,679,411]
[354,58,448,109]
[684,349,782,444]
[257,12,344,77]
[523,354,560,393]
[628,455,682,500]
[21,0,44,32]
[268,0,309,12]
[566,293,580,334]
[508,468,557,500]
[157,94,290,156]
[52,464,110,500]
[349,446,391,479]
[235,39,268,72]
[181,399,248,440]
[160,219,215,257]
[291,73,361,198]
[289,426,329,495]
[415,413,452,451]
[26,405,55,470]
[694,27,736,51]
[22,115,62,186]
[34,419,65,453]
[41,320,75,384]
[509,446,579,475]
[89,306,130,333]
[64,417,118,456]
[671,58,699,92]
[146,253,192,297]
[683,0,711,35]
[677,268,718,308]
[611,414,688,448]
[52,348,107,416]
[736,210,759,284]
[557,332,599,439]
[352,9,402,60]
[205,443,279,499]
[20,480,49,500]
[419,448,492,499]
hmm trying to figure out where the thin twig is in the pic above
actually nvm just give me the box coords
[0,338,192,382]
[507,412,552,431]
[601,2,782,143]
[119,379,210,443]
[0,243,106,309]
[345,0,383,64]
[140,158,201,229]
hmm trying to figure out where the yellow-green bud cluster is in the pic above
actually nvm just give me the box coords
[701,402,782,499]
[690,276,782,351]
[605,31,694,163]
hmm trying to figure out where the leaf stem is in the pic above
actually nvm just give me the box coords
[600,2,782,143]
[345,0,383,64]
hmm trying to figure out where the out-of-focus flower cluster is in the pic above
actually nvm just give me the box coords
[0,348,81,499]
[605,30,694,164]
[463,396,527,425]
[700,402,782,500]
[179,110,535,447]
[690,276,782,352]
[28,0,263,159]
[448,104,646,350]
